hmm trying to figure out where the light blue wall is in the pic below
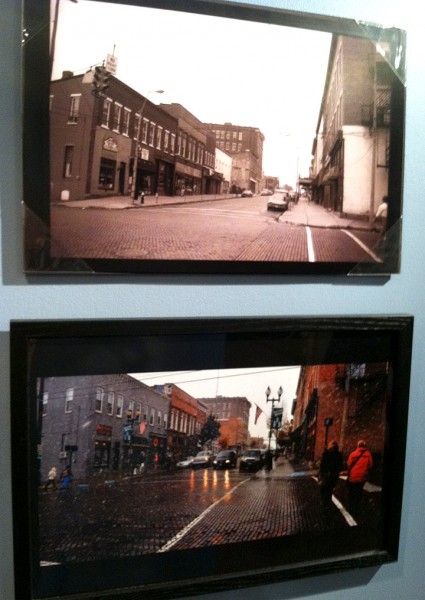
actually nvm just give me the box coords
[1,1,423,599]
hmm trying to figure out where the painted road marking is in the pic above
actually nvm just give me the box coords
[306,227,316,262]
[157,479,249,553]
[342,230,383,263]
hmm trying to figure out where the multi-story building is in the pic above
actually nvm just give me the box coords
[206,123,264,194]
[38,374,170,481]
[311,35,395,220]
[198,395,251,449]
[49,70,177,202]
[215,148,232,194]
[160,103,221,196]
[153,383,199,459]
[291,363,389,479]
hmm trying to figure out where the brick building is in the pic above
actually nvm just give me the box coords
[291,363,389,478]
[197,395,251,449]
[50,70,178,202]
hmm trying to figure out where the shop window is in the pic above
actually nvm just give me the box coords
[94,440,110,468]
[98,157,116,189]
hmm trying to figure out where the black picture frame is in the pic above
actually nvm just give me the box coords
[10,315,413,599]
[22,0,406,276]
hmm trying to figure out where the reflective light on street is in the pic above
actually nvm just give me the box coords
[203,469,209,489]
[224,470,230,490]
[189,470,195,490]
[212,470,218,489]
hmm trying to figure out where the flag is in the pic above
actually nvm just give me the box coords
[254,404,263,425]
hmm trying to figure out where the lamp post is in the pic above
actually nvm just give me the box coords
[131,89,164,201]
[266,385,283,452]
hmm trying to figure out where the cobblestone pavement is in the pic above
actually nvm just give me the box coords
[38,459,383,565]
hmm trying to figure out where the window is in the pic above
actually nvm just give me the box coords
[148,122,155,146]
[98,157,116,189]
[49,95,54,111]
[116,395,124,418]
[112,103,122,132]
[122,108,130,136]
[101,98,112,128]
[65,388,74,413]
[142,118,149,144]
[163,412,168,428]
[150,408,155,426]
[156,126,162,149]
[135,402,142,421]
[164,130,170,152]
[134,113,141,140]
[107,392,114,416]
[68,94,81,123]
[157,410,162,426]
[96,388,104,413]
[41,391,49,416]
[127,400,135,419]
[63,145,74,178]
[170,133,176,155]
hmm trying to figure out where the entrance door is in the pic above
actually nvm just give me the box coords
[118,162,126,194]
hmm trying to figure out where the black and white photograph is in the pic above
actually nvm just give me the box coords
[23,0,406,275]
[10,316,413,599]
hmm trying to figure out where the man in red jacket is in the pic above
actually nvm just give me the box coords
[347,440,373,515]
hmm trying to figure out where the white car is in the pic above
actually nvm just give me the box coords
[191,450,213,469]
[176,456,194,469]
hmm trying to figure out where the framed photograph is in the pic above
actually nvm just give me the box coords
[22,0,405,276]
[10,315,413,599]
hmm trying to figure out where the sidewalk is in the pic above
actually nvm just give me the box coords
[55,193,376,232]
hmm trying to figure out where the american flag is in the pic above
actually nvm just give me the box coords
[254,404,263,425]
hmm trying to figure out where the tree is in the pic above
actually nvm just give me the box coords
[199,414,221,447]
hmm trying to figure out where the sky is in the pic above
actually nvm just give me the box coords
[50,0,332,187]
[131,366,301,441]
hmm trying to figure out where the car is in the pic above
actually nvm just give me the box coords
[260,189,273,196]
[212,450,237,470]
[176,456,194,469]
[239,449,265,472]
[241,189,254,198]
[267,190,289,211]
[191,450,213,469]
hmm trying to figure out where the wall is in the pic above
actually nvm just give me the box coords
[1,1,424,599]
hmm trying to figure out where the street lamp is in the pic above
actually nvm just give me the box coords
[266,385,283,451]
[131,89,164,201]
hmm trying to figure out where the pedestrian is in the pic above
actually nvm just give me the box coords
[346,440,373,514]
[59,465,73,491]
[44,466,57,491]
[319,440,343,510]
[372,196,388,239]
[264,449,273,472]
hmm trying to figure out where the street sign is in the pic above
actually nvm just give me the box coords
[106,54,118,75]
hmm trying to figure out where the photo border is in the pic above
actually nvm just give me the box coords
[10,315,413,599]
[22,0,406,276]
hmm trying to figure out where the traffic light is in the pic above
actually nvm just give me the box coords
[92,66,111,96]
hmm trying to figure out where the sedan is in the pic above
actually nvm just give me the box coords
[260,189,273,196]
[191,450,213,469]
[267,190,289,211]
[212,450,237,470]
[176,456,194,469]
[241,189,254,198]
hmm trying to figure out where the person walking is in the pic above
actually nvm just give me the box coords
[44,466,57,491]
[319,440,343,510]
[346,440,373,514]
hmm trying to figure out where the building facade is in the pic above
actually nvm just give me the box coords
[291,363,389,479]
[38,374,170,481]
[311,35,393,220]
[153,383,199,459]
[160,103,222,196]
[198,395,252,449]
[206,123,264,193]
[50,70,178,202]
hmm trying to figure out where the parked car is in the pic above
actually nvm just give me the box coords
[267,190,289,211]
[213,450,237,470]
[176,456,194,469]
[239,449,265,472]
[191,450,213,469]
[260,189,273,196]
[241,189,254,198]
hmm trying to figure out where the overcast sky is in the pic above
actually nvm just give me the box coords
[131,366,301,441]
[51,0,332,187]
